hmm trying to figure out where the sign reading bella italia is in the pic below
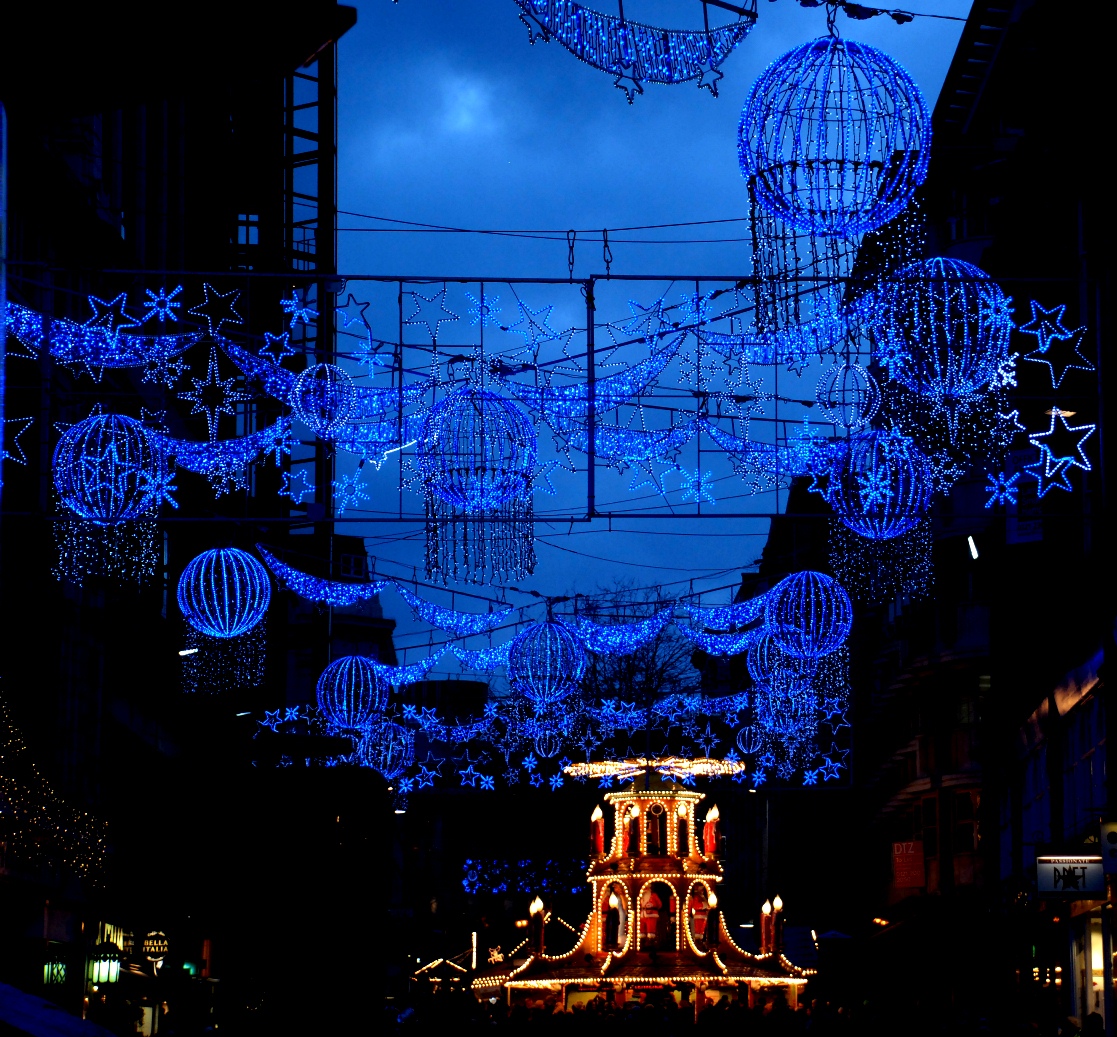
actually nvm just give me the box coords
[1036,856,1105,895]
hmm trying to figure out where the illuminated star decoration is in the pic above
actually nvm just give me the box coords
[404,287,459,344]
[614,60,643,103]
[188,283,242,337]
[178,346,252,442]
[984,470,1021,508]
[1027,407,1095,479]
[529,772,544,788]
[415,765,439,789]
[262,331,295,364]
[479,774,496,790]
[1017,299,1073,354]
[84,292,139,346]
[615,297,671,349]
[280,468,315,505]
[548,773,564,790]
[0,416,34,469]
[857,465,893,507]
[458,764,480,787]
[507,299,563,355]
[695,55,725,96]
[332,470,369,514]
[141,285,183,324]
[281,290,318,328]
[1023,326,1094,389]
[465,290,502,327]
[678,468,716,506]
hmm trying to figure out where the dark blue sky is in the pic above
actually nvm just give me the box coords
[332,0,970,667]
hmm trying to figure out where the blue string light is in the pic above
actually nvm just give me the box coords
[676,625,761,656]
[1022,326,1095,389]
[514,0,756,100]
[152,418,295,493]
[1017,299,1074,353]
[764,571,853,661]
[451,641,513,670]
[358,722,415,779]
[317,656,392,732]
[739,37,930,236]
[177,547,271,639]
[394,583,513,636]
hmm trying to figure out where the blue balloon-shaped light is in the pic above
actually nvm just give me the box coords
[292,363,355,436]
[765,571,852,661]
[746,632,816,687]
[534,729,563,760]
[815,362,880,432]
[736,725,763,755]
[53,413,164,524]
[177,547,271,638]
[358,720,415,779]
[739,37,930,237]
[316,655,392,731]
[828,429,933,540]
[508,619,587,706]
[417,386,537,511]
[868,258,1013,406]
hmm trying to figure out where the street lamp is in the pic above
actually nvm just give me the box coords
[89,943,121,985]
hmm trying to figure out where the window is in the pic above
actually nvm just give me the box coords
[340,553,369,580]
[237,213,259,246]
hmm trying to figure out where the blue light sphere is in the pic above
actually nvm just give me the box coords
[507,619,587,706]
[292,362,356,436]
[736,725,763,755]
[815,362,880,432]
[869,258,1013,406]
[828,429,933,539]
[53,413,164,524]
[177,547,271,638]
[417,386,537,511]
[316,655,392,731]
[358,720,415,779]
[764,571,852,660]
[746,632,817,687]
[534,729,563,759]
[738,37,930,237]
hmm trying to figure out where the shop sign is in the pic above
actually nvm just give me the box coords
[1036,856,1104,895]
[893,841,925,887]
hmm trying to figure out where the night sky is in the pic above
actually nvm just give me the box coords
[330,0,971,667]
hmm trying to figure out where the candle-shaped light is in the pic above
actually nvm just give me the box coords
[676,801,689,856]
[772,894,784,953]
[590,805,605,857]
[529,896,545,955]
[761,899,773,953]
[625,803,641,856]
[706,891,721,947]
[703,804,720,857]
[605,891,621,950]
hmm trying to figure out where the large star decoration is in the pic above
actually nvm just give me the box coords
[1023,326,1094,389]
[1017,299,1073,353]
[695,57,724,97]
[188,284,242,337]
[262,331,295,364]
[0,416,34,468]
[1028,407,1094,475]
[507,300,563,355]
[84,292,139,346]
[280,468,315,505]
[614,61,644,103]
[615,297,671,349]
[178,347,252,442]
[404,287,459,343]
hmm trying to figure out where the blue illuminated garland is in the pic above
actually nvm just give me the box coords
[515,0,756,101]
[394,583,513,636]
[676,625,762,656]
[257,545,391,606]
[567,607,674,655]
[452,641,513,671]
[153,419,295,487]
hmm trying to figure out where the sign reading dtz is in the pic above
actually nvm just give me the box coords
[1036,856,1105,895]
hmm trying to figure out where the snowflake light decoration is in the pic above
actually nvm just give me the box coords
[141,286,183,324]
[984,470,1020,508]
[678,468,716,505]
[332,471,369,515]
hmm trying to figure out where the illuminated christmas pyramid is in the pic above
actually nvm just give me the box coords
[472,760,813,1013]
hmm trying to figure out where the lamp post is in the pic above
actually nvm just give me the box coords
[88,943,121,986]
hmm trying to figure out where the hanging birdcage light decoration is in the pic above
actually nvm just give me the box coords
[417,385,538,584]
[178,547,271,693]
[52,413,170,585]
[738,36,930,238]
